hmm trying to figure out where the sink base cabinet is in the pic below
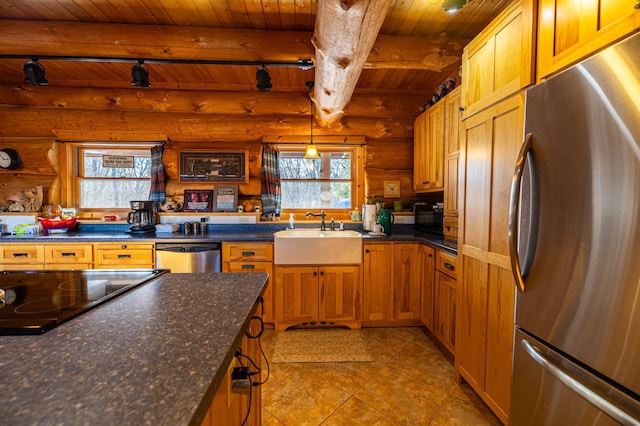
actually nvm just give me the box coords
[273,265,361,331]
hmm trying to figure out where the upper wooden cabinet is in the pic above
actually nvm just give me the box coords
[413,101,444,193]
[444,87,461,220]
[537,0,640,81]
[461,0,536,118]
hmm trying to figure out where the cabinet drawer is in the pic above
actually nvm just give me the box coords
[44,244,93,264]
[436,250,457,279]
[223,243,273,262]
[94,243,154,268]
[443,217,458,241]
[226,262,272,273]
[0,244,44,264]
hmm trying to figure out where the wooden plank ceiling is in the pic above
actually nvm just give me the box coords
[0,0,512,126]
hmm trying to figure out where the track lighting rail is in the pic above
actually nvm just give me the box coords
[0,55,314,69]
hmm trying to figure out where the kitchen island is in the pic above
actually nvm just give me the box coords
[0,272,268,425]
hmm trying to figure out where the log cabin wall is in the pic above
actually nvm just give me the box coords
[0,87,432,213]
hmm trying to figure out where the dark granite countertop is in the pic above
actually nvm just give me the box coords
[0,224,457,254]
[0,272,268,425]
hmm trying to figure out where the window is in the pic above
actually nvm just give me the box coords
[279,146,358,211]
[68,144,153,211]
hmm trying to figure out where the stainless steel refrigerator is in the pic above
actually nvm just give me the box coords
[508,32,640,425]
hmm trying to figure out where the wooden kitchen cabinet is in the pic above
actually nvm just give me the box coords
[393,243,423,321]
[362,243,393,322]
[0,243,44,270]
[273,265,360,331]
[419,245,435,331]
[223,242,274,323]
[362,242,425,327]
[43,243,93,270]
[413,101,444,193]
[93,243,154,269]
[461,0,535,119]
[444,87,461,220]
[434,250,457,355]
[457,93,522,424]
[537,0,640,81]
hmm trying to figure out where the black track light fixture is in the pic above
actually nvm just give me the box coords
[256,65,272,91]
[23,59,48,86]
[131,60,151,87]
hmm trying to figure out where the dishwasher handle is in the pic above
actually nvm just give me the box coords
[156,242,221,252]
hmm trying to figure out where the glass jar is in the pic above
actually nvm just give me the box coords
[41,202,62,219]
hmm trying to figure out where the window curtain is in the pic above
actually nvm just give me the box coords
[261,145,281,219]
[149,144,166,204]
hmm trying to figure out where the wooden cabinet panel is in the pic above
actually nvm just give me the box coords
[274,266,319,328]
[319,266,361,323]
[274,265,360,330]
[362,243,393,322]
[434,270,457,355]
[0,243,44,265]
[223,242,273,262]
[436,250,457,280]
[444,86,461,221]
[223,242,274,323]
[44,244,93,264]
[93,243,154,268]
[419,245,435,330]
[537,0,640,80]
[457,93,522,424]
[462,0,535,118]
[413,102,444,193]
[393,244,423,321]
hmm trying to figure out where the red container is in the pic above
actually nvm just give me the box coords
[39,217,77,233]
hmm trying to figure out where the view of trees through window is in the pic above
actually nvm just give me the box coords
[279,150,352,209]
[79,148,152,209]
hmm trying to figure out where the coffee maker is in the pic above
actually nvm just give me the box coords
[126,200,156,233]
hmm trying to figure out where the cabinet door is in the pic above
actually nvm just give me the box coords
[457,94,522,424]
[444,87,461,220]
[319,265,360,323]
[537,0,640,80]
[425,102,445,191]
[362,243,393,322]
[274,266,319,329]
[434,270,457,354]
[462,0,535,118]
[392,244,422,321]
[419,245,435,330]
[227,262,274,323]
[413,111,429,192]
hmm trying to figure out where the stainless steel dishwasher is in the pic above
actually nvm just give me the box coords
[155,242,221,273]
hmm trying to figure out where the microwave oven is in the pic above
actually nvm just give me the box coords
[414,202,443,235]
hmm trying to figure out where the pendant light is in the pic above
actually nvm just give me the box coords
[131,60,151,87]
[304,81,320,160]
[23,59,48,86]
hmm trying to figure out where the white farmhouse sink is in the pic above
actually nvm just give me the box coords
[274,229,363,265]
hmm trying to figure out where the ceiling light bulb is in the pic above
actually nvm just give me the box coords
[304,143,320,160]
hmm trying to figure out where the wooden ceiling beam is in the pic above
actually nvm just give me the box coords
[0,84,425,118]
[311,0,393,127]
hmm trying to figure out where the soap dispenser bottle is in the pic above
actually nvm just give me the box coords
[289,213,295,229]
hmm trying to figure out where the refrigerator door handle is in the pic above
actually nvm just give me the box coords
[522,339,640,426]
[509,133,533,293]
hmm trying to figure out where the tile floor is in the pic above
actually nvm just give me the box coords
[259,327,502,425]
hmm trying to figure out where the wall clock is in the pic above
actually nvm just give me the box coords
[0,148,21,170]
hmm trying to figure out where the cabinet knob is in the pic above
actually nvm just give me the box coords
[428,254,432,258]
[320,271,324,276]
[121,244,127,249]
[365,249,370,253]
[459,106,465,112]
[635,1,640,9]
[313,271,318,276]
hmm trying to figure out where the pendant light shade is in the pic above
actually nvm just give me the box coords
[256,65,272,91]
[131,60,151,87]
[304,81,320,160]
[442,0,467,12]
[24,59,48,86]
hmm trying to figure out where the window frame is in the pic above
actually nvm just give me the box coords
[277,144,365,220]
[61,141,156,216]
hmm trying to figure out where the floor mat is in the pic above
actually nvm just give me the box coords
[271,329,374,363]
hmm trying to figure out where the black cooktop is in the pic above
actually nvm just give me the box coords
[0,269,167,335]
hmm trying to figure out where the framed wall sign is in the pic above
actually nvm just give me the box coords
[383,180,401,198]
[179,150,248,183]
[213,185,239,212]
[183,190,213,212]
